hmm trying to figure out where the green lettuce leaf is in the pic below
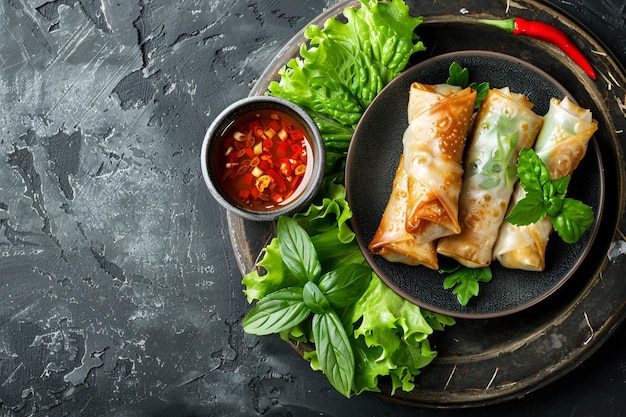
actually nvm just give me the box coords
[293,180,354,243]
[243,183,358,303]
[269,0,424,126]
[349,275,454,394]
[324,0,425,84]
[268,57,364,127]
[302,27,384,110]
[267,0,425,178]
[242,237,298,303]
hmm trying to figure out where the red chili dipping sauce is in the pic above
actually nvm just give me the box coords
[216,109,311,212]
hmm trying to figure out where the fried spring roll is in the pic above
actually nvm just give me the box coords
[493,97,598,271]
[437,88,544,268]
[403,83,477,242]
[368,156,439,270]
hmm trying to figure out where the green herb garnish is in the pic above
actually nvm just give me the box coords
[243,216,371,397]
[446,61,490,109]
[439,262,493,306]
[506,148,595,243]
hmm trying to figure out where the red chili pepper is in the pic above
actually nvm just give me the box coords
[285,124,305,141]
[267,120,281,132]
[276,141,289,158]
[241,173,254,186]
[248,119,261,132]
[477,18,596,80]
[244,147,255,159]
[290,143,302,155]
[258,159,271,170]
[266,168,287,192]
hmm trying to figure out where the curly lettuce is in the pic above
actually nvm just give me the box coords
[348,275,455,394]
[267,0,425,177]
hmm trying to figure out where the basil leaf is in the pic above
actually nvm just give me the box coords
[312,310,355,398]
[318,263,372,308]
[303,281,330,314]
[551,198,595,243]
[545,195,564,217]
[242,287,310,335]
[553,175,570,197]
[507,148,594,243]
[517,148,550,193]
[505,190,546,225]
[277,216,322,282]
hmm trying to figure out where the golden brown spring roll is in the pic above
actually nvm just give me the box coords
[437,88,544,268]
[403,83,477,242]
[368,156,439,270]
[493,96,598,271]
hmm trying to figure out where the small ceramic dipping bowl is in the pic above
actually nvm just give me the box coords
[201,95,325,221]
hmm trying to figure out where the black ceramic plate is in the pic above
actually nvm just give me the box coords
[345,50,604,318]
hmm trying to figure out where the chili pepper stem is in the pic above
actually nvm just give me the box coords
[476,18,516,33]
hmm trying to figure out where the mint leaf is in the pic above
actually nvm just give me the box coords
[242,287,310,335]
[277,216,322,282]
[551,198,595,243]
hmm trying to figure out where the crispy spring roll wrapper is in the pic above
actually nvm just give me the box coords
[493,96,599,271]
[437,88,544,268]
[368,156,439,270]
[407,83,464,122]
[403,83,477,242]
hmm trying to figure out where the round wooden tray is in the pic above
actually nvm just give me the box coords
[228,0,626,408]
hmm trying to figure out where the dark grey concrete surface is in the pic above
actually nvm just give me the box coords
[0,0,625,416]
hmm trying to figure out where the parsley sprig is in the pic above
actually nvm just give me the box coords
[440,263,493,306]
[446,62,489,108]
[506,148,595,243]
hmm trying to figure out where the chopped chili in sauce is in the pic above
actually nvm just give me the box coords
[216,109,310,211]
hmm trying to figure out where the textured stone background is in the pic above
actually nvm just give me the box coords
[0,1,624,416]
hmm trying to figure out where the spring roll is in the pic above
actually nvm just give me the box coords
[493,96,598,271]
[403,82,477,242]
[437,88,543,268]
[368,156,439,270]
